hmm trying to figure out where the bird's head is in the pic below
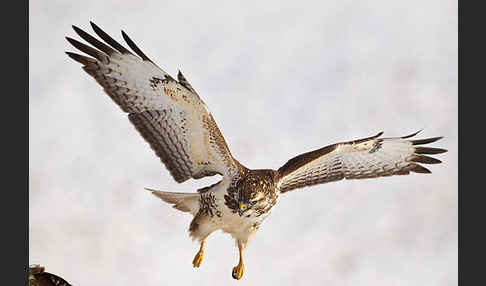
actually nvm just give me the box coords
[225,170,278,217]
[236,190,264,217]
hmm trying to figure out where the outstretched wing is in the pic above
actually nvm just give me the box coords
[66,22,243,183]
[276,131,447,193]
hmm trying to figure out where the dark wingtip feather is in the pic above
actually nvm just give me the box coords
[90,22,132,55]
[121,30,153,62]
[65,51,95,65]
[71,25,92,43]
[350,131,384,145]
[410,155,442,164]
[401,129,422,139]
[177,70,186,83]
[72,24,82,33]
[415,147,448,155]
[410,164,432,174]
[411,137,443,145]
[72,24,116,55]
[66,37,103,60]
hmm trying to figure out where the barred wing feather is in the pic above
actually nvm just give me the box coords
[66,22,240,183]
[277,131,447,193]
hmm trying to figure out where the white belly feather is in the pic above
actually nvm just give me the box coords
[198,179,273,245]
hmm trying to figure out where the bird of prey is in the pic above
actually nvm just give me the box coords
[66,22,447,280]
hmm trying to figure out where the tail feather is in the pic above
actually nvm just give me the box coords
[146,188,200,215]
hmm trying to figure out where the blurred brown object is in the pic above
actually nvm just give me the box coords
[29,264,72,286]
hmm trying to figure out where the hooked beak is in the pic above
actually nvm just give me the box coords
[238,203,246,216]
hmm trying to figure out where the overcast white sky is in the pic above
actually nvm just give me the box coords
[30,1,457,285]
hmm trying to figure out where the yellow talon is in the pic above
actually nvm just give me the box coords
[192,250,204,268]
[232,262,245,280]
[232,240,245,279]
[193,239,205,268]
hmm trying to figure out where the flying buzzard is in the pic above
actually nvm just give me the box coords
[66,22,447,280]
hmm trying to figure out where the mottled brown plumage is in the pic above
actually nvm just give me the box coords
[276,131,445,192]
[66,22,448,280]
[29,265,72,286]
[224,169,278,217]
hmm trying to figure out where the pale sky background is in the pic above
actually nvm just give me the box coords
[29,1,457,285]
